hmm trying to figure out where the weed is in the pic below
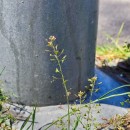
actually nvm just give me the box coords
[20,106,36,130]
[0,33,130,130]
[0,68,36,130]
[45,36,130,130]
[0,70,16,130]
[46,36,70,130]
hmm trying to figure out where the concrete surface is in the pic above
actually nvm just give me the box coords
[8,104,128,130]
[0,0,98,106]
[97,0,130,44]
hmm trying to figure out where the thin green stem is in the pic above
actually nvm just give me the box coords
[98,84,130,99]
[0,66,6,76]
[44,90,130,130]
[86,80,96,129]
[93,92,130,103]
[44,114,69,130]
[55,55,70,130]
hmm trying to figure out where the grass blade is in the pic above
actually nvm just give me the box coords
[93,92,130,103]
[0,66,6,76]
[73,116,80,130]
[117,22,124,40]
[32,106,36,130]
[98,84,130,99]
[20,112,32,130]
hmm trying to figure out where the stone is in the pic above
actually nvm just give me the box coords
[7,103,128,130]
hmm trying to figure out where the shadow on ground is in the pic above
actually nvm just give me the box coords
[86,59,130,108]
[91,68,130,108]
[83,58,130,107]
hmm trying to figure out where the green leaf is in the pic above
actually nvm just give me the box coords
[20,112,32,130]
[117,22,124,39]
[32,106,36,130]
[55,68,59,73]
[50,59,56,61]
[54,51,59,55]
[0,66,6,76]
[60,49,64,54]
[63,80,68,85]
[61,55,67,63]
[73,116,80,130]
[120,102,124,106]
[55,45,58,50]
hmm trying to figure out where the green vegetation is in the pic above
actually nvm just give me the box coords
[0,31,129,129]
[0,79,36,130]
[0,88,15,130]
[45,36,130,130]
[96,23,130,65]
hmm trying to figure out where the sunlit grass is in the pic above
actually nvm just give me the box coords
[96,23,130,65]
